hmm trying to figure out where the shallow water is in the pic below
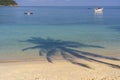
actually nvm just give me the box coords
[0,6,120,60]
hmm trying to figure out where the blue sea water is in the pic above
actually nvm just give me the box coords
[0,6,120,60]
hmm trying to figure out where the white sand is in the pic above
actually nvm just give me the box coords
[0,58,120,80]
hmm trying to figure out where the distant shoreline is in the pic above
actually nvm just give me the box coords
[0,5,18,6]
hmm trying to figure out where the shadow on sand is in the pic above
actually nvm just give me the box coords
[21,37,120,69]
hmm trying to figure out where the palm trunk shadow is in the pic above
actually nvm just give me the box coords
[61,52,91,69]
[61,48,120,69]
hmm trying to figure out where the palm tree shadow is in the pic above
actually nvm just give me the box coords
[21,37,120,69]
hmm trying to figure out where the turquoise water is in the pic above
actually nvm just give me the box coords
[0,6,120,60]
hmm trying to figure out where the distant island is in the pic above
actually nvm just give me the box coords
[0,0,18,6]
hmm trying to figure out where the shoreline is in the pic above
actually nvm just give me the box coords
[0,49,120,63]
[0,50,120,64]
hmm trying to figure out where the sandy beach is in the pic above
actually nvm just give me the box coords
[0,55,120,80]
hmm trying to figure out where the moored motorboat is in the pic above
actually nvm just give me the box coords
[94,8,103,13]
[24,12,33,15]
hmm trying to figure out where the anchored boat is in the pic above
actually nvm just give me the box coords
[94,8,103,13]
[24,12,33,15]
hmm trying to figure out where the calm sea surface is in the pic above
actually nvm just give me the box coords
[0,6,120,60]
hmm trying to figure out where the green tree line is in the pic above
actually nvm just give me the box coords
[0,0,17,6]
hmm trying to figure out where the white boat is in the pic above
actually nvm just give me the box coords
[94,8,103,13]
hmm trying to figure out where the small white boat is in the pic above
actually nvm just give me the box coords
[94,8,103,13]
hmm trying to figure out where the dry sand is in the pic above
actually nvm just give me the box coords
[0,57,120,80]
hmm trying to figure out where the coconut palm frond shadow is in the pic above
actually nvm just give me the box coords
[21,37,120,69]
